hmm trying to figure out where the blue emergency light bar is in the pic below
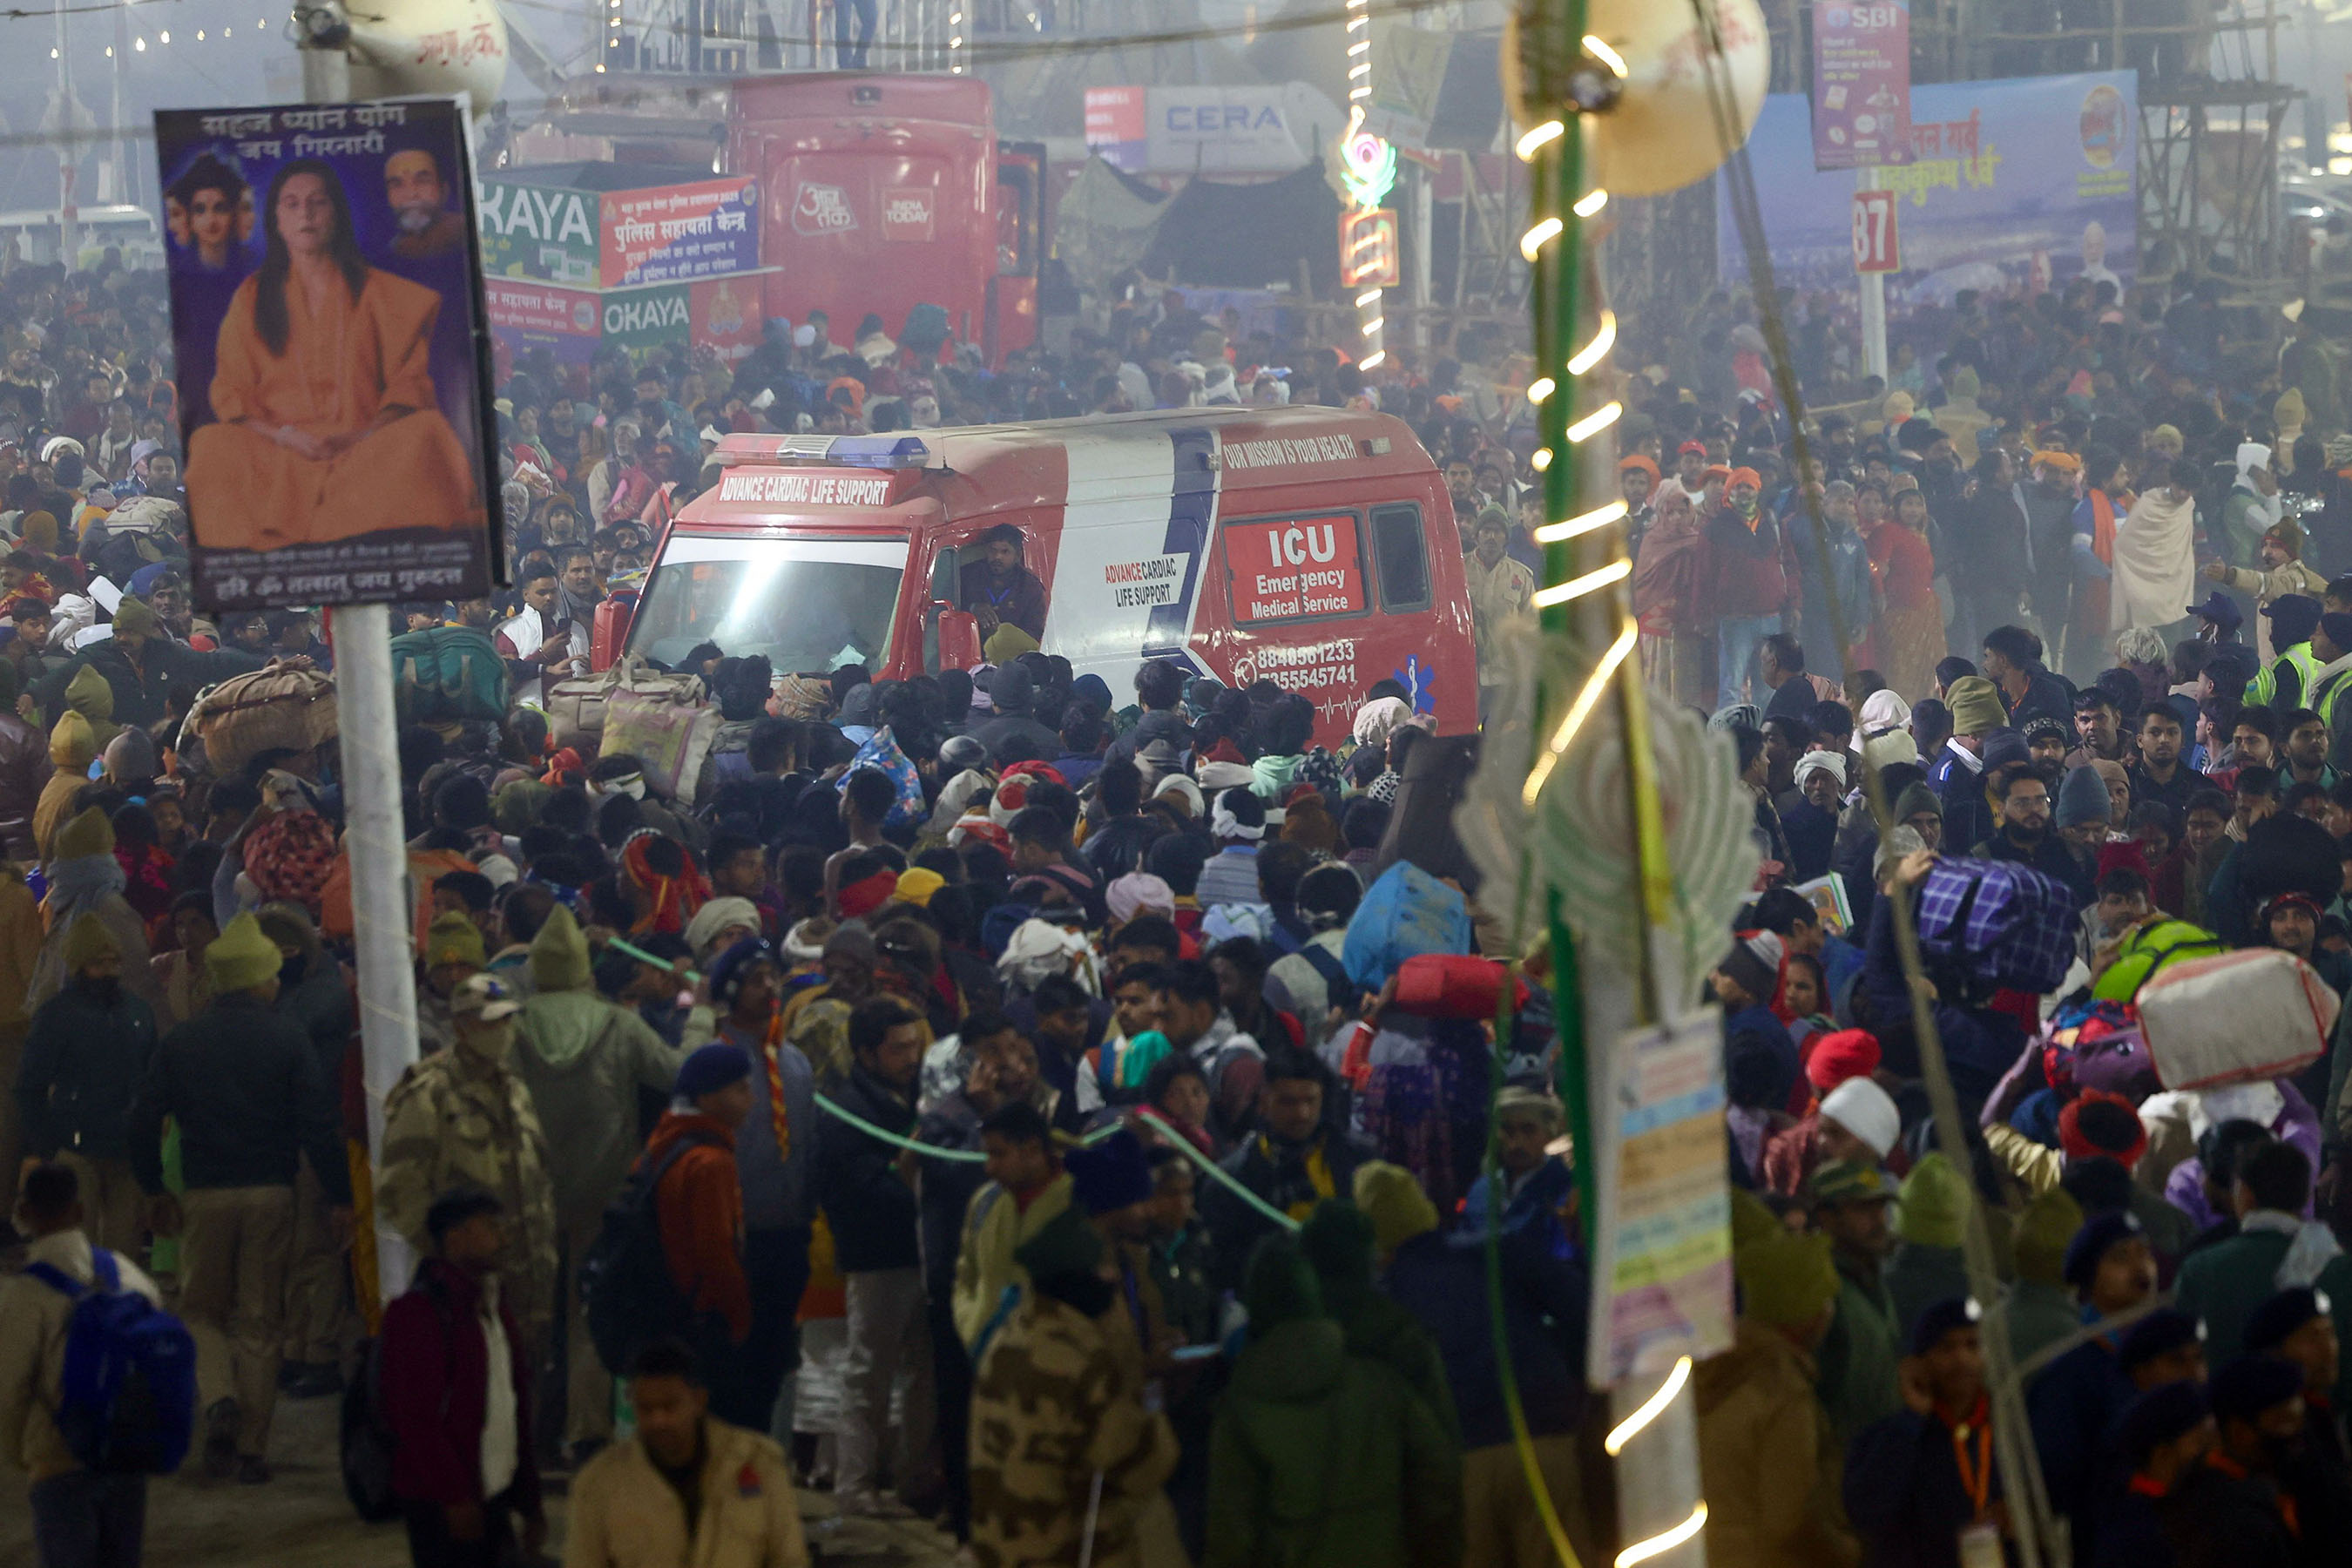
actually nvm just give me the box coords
[826,436,933,469]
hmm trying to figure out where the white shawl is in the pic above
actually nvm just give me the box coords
[2110,489,2200,633]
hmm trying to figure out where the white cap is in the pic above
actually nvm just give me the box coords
[1821,1076,1901,1159]
[1794,748,1848,787]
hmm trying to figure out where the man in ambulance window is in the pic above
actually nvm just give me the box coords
[959,521,1049,643]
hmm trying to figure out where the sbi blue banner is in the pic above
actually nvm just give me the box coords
[1722,70,2135,314]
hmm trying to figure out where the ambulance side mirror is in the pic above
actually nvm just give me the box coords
[591,590,637,672]
[935,604,982,671]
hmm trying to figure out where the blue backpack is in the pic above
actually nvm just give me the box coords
[23,1249,197,1475]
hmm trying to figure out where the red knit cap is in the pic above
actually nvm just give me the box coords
[1804,1029,1882,1092]
[2058,1088,2147,1169]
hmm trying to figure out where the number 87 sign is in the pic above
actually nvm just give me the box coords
[1852,188,1900,274]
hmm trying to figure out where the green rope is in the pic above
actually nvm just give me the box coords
[1132,1108,1302,1233]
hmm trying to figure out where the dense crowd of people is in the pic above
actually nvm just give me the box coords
[0,227,2348,1568]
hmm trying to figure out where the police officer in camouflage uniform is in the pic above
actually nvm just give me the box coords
[375,972,558,1350]
[969,1206,1179,1568]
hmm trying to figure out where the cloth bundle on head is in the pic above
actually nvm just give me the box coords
[206,911,284,993]
[1197,760,1255,794]
[675,1041,753,1100]
[1821,1075,1900,1159]
[1794,749,1848,789]
[1945,676,2006,738]
[1065,1129,1153,1215]
[61,911,117,973]
[620,830,713,936]
[2059,1087,2147,1168]
[782,916,834,965]
[423,909,486,971]
[1896,1152,1971,1249]
[841,726,928,829]
[929,767,996,836]
[685,896,762,961]
[1805,1029,1881,1092]
[837,868,899,921]
[1708,702,1761,734]
[997,917,1090,992]
[1106,872,1175,926]
[1352,1161,1439,1255]
[773,672,833,720]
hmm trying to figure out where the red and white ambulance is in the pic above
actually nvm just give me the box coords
[610,405,1478,743]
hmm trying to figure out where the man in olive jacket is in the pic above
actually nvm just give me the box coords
[1206,1237,1461,1568]
[126,910,349,1483]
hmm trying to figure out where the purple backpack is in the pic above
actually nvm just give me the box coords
[1913,856,2077,995]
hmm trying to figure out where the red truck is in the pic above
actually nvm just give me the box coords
[730,73,1044,366]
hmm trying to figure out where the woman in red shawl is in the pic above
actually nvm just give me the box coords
[1867,483,1943,701]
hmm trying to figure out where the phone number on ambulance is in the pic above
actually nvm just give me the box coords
[1254,639,1356,690]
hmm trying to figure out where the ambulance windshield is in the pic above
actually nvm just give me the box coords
[629,534,907,673]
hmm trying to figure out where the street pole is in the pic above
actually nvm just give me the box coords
[1857,165,1888,382]
[300,34,420,1305]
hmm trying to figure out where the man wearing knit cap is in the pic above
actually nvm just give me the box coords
[126,910,349,1484]
[2004,1187,2088,1365]
[1883,1153,1974,1342]
[14,911,154,1252]
[2029,1209,2157,1542]
[1697,1194,1855,1568]
[1809,1159,1904,1450]
[2159,1355,2309,1568]
[1934,676,2008,851]
[1843,1296,2005,1565]
[417,908,485,1057]
[2243,1286,2352,1539]
[2207,516,2329,661]
[509,904,685,1456]
[633,1043,758,1409]
[32,587,262,728]
[1712,929,1798,1104]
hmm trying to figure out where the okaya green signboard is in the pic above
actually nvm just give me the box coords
[476,179,599,286]
[598,283,691,355]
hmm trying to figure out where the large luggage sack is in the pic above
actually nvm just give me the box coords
[601,683,720,804]
[389,624,508,725]
[2090,918,2227,1004]
[2136,948,2338,1091]
[1913,855,2077,995]
[545,652,700,754]
[183,665,338,776]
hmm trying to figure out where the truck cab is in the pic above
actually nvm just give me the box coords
[618,406,1477,745]
[730,73,1040,366]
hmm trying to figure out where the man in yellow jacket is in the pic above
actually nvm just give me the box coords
[564,1338,808,1568]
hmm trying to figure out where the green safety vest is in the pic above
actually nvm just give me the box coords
[2253,641,2322,710]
